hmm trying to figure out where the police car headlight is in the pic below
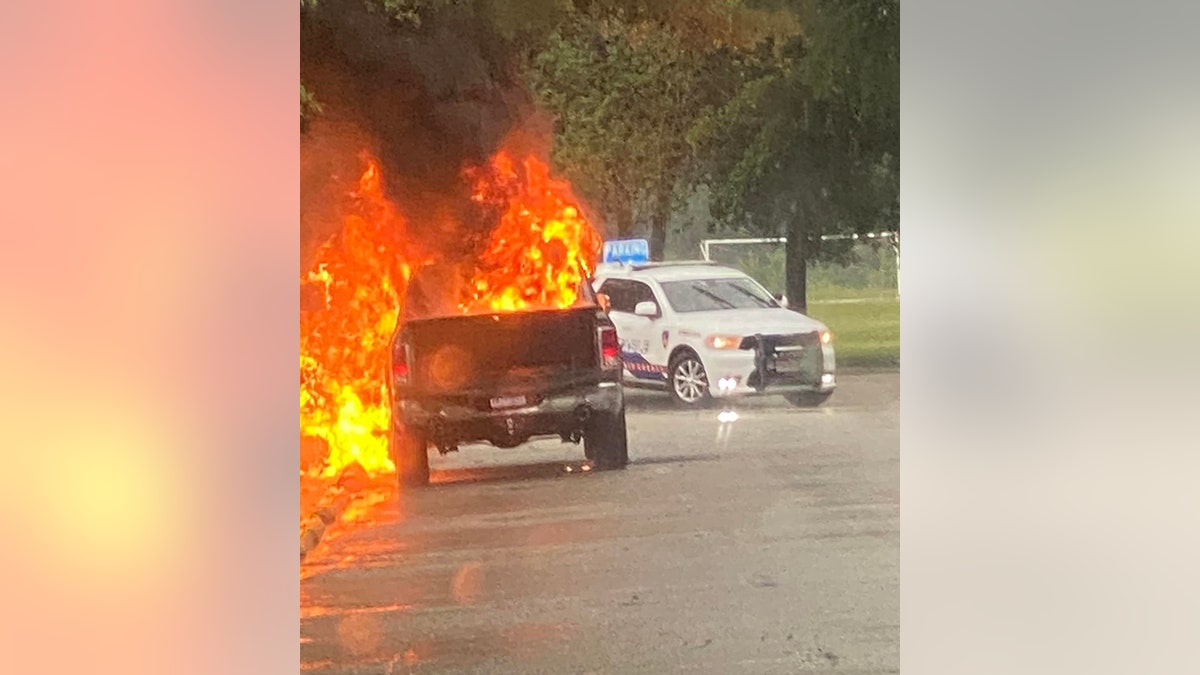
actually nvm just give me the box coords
[820,330,832,345]
[706,334,743,350]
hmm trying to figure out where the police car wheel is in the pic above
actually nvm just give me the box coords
[392,424,430,488]
[585,407,628,470]
[784,391,833,408]
[669,353,712,406]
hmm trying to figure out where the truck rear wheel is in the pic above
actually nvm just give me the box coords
[392,424,430,488]
[584,408,629,470]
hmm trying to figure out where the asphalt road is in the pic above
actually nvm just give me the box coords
[301,372,899,674]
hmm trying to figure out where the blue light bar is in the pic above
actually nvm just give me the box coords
[601,238,650,264]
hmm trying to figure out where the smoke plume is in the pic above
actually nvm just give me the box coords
[300,0,535,267]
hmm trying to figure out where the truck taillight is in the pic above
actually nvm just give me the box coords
[599,326,621,370]
[392,343,410,384]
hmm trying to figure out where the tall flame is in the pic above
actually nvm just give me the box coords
[300,156,410,478]
[300,149,601,480]
[460,151,602,313]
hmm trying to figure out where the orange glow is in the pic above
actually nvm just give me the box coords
[339,490,388,525]
[301,149,601,479]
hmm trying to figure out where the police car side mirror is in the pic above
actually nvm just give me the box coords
[634,301,659,317]
[773,293,789,308]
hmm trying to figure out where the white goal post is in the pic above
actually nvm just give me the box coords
[698,232,900,298]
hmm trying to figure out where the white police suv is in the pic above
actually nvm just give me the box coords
[592,239,836,407]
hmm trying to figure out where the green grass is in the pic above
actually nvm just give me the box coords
[807,297,899,370]
[808,285,899,302]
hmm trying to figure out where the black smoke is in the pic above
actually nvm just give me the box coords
[300,0,534,262]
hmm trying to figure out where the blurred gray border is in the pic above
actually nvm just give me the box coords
[903,1,1200,673]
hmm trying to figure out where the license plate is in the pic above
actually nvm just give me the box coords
[490,395,528,410]
[774,350,805,373]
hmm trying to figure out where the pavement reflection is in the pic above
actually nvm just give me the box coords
[300,373,899,673]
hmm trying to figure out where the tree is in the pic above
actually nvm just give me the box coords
[298,0,897,286]
[527,21,707,258]
[523,2,794,259]
[689,0,898,313]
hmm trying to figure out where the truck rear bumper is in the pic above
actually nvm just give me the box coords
[398,381,623,450]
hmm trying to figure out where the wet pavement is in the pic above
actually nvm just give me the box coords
[300,372,899,674]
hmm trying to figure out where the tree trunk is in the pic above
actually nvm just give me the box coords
[648,189,670,261]
[613,192,634,238]
[649,216,667,261]
[784,216,808,315]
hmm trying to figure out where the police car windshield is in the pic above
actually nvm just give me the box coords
[660,278,779,313]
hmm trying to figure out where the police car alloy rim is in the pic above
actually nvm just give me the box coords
[673,358,708,403]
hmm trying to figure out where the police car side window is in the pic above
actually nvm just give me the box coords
[630,281,657,309]
[599,279,635,313]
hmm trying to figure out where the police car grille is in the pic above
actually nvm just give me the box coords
[740,331,819,351]
[746,332,822,383]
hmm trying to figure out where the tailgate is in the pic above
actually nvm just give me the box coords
[401,308,600,393]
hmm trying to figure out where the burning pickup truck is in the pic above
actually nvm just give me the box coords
[388,268,628,487]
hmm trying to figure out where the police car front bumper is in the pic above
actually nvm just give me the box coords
[703,342,836,398]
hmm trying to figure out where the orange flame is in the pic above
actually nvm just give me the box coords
[300,156,409,479]
[300,149,602,480]
[460,151,602,313]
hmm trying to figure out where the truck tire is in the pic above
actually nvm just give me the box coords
[392,424,430,488]
[784,391,833,408]
[584,407,629,470]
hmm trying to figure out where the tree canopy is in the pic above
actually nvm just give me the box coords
[687,0,899,311]
[527,18,713,258]
[301,0,899,306]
